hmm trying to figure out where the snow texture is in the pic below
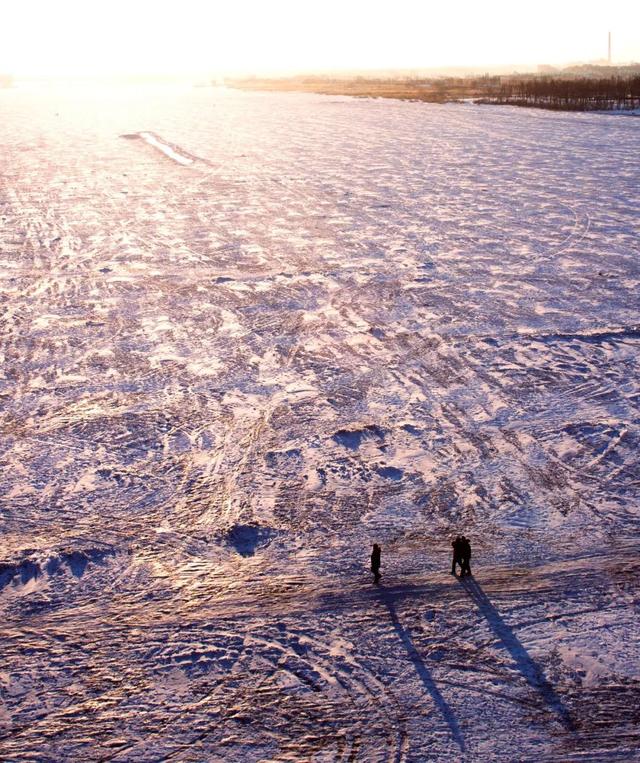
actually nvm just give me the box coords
[0,85,639,761]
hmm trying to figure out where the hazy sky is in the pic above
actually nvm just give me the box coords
[1,0,638,76]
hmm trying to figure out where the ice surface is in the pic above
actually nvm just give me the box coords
[0,85,639,761]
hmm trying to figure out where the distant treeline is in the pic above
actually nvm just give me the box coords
[229,70,640,112]
[482,76,640,111]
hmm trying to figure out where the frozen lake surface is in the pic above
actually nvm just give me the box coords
[1,86,639,761]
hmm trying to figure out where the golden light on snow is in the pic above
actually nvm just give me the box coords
[0,0,639,76]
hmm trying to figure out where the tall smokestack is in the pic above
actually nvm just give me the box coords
[608,31,612,64]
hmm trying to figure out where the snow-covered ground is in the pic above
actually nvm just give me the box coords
[1,85,639,761]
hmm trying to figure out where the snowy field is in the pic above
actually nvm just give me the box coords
[1,85,639,762]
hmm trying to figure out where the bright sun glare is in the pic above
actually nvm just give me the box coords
[1,0,639,77]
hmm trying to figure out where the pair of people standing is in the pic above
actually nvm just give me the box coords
[369,536,473,583]
[451,535,472,576]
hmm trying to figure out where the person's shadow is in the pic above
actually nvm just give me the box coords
[459,576,575,731]
[381,588,466,754]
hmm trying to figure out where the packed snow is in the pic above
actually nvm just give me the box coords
[1,85,639,761]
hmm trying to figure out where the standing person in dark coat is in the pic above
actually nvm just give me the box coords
[460,536,472,576]
[371,543,381,584]
[451,536,463,575]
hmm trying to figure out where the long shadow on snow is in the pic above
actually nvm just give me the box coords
[380,588,466,754]
[459,576,574,731]
[310,581,459,619]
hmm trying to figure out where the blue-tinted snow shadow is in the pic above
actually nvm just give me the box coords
[332,425,385,450]
[0,548,115,591]
[0,560,40,591]
[375,466,404,481]
[460,577,574,731]
[66,551,89,578]
[381,589,466,753]
[224,524,279,557]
